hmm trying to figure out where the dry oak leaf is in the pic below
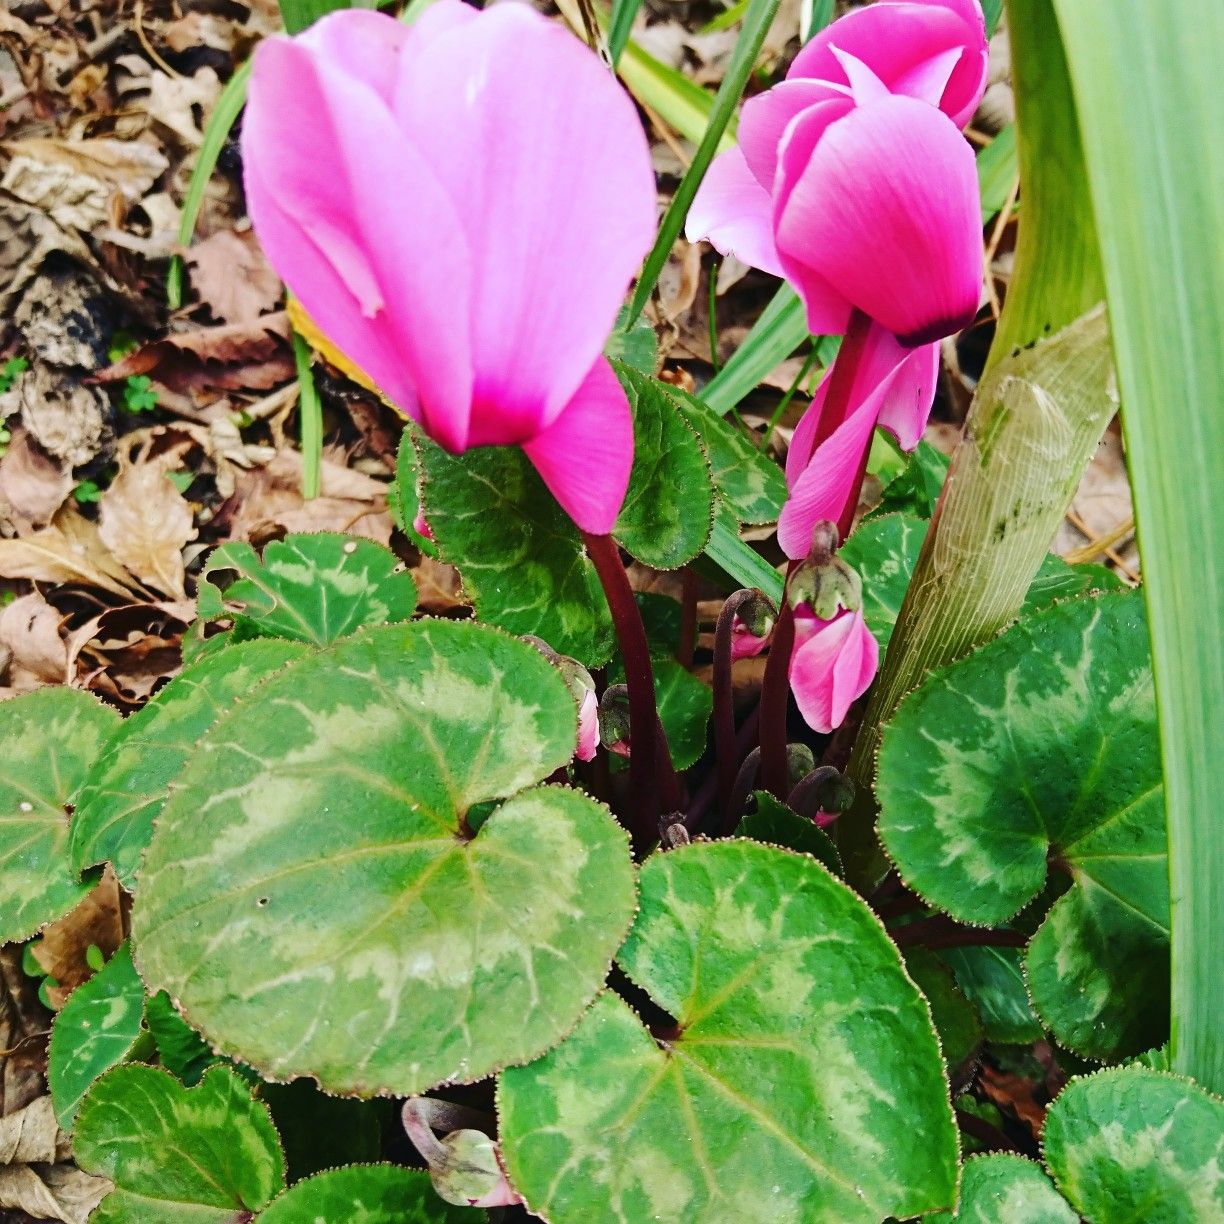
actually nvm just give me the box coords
[0,592,68,689]
[0,505,142,598]
[98,459,197,599]
[185,227,282,324]
[0,138,168,233]
[95,312,293,394]
[0,1097,110,1224]
[0,429,72,534]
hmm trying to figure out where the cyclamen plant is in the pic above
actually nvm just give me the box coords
[3,0,1222,1222]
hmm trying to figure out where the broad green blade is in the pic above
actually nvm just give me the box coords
[278,0,376,34]
[1049,0,1224,1097]
[626,0,782,323]
[607,0,642,66]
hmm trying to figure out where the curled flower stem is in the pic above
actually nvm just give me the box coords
[757,593,796,800]
[714,589,764,827]
[582,532,677,849]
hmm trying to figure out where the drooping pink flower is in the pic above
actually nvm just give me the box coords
[778,325,939,559]
[243,4,656,534]
[789,605,878,735]
[687,0,987,342]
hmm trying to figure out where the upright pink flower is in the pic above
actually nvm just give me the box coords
[243,4,656,534]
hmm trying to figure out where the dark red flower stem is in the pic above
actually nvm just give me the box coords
[582,532,677,849]
[713,589,760,828]
[678,568,698,669]
[757,591,796,800]
[758,308,876,800]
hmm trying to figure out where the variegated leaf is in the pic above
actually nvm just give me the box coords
[924,1153,1076,1223]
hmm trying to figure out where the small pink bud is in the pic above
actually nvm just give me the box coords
[576,687,600,761]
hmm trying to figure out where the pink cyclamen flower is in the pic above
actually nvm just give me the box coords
[789,605,878,735]
[243,4,656,534]
[687,0,987,343]
[777,324,938,559]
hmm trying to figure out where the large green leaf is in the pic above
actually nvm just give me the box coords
[0,687,119,943]
[257,1166,481,1223]
[413,434,614,666]
[72,639,305,889]
[924,1153,1075,1224]
[74,1064,286,1223]
[737,791,841,877]
[48,942,145,1129]
[878,592,1167,1060]
[902,948,983,1077]
[197,533,416,646]
[612,365,714,569]
[133,621,636,1096]
[1043,1068,1224,1222]
[499,841,958,1223]
[1049,0,1224,1095]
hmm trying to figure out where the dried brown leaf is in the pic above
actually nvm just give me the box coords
[222,447,393,544]
[0,199,95,316]
[185,227,281,324]
[0,430,72,533]
[67,600,193,705]
[0,1163,110,1224]
[0,506,140,598]
[0,1096,63,1165]
[98,459,197,599]
[0,592,67,689]
[95,312,293,393]
[31,870,124,1010]
[0,138,168,233]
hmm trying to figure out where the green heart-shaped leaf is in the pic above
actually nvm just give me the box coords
[72,639,306,889]
[0,687,119,943]
[74,1064,286,1223]
[737,791,842,877]
[198,533,417,645]
[49,942,145,1129]
[257,1166,482,1223]
[923,1153,1076,1223]
[672,386,787,524]
[613,365,714,569]
[1043,1068,1224,1222]
[414,435,614,666]
[878,591,1167,1060]
[902,948,983,1077]
[499,841,958,1223]
[133,621,636,1095]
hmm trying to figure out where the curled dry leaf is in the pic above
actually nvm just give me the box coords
[0,505,141,598]
[0,1096,110,1224]
[0,138,168,234]
[0,592,68,689]
[98,458,197,599]
[67,599,194,706]
[95,312,293,394]
[0,429,72,534]
[0,198,96,316]
[10,366,110,468]
[185,227,282,324]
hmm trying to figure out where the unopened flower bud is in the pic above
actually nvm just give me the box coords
[730,590,778,660]
[598,685,632,757]
[788,524,863,619]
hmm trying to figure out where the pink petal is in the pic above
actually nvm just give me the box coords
[775,95,983,347]
[731,618,771,661]
[874,340,941,450]
[394,4,656,443]
[789,0,988,129]
[777,389,880,560]
[779,325,938,558]
[576,688,600,761]
[789,607,879,734]
[522,358,634,535]
[738,77,845,190]
[296,8,409,103]
[244,30,475,451]
[685,148,783,276]
[784,324,937,482]
[771,95,857,335]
